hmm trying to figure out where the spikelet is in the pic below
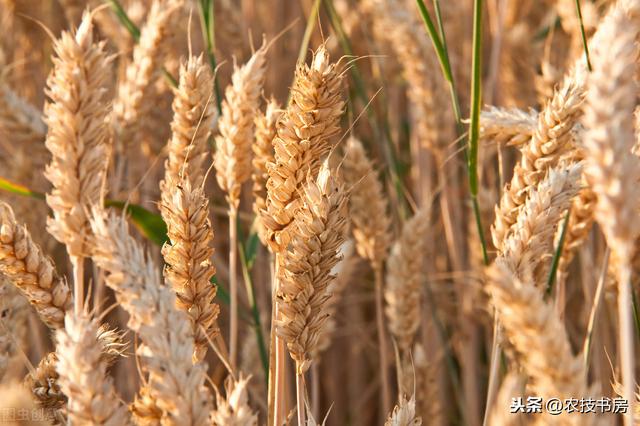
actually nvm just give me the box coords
[384,394,422,426]
[491,72,583,251]
[43,12,112,258]
[262,45,344,251]
[581,0,640,269]
[160,177,219,362]
[0,278,28,381]
[480,106,537,147]
[276,162,348,374]
[0,202,71,329]
[486,263,590,426]
[26,352,67,414]
[55,312,130,425]
[161,54,215,192]
[214,43,268,208]
[113,0,181,147]
[384,208,430,353]
[498,164,582,284]
[341,137,392,267]
[210,374,258,426]
[89,210,212,426]
[0,381,52,425]
[252,99,281,245]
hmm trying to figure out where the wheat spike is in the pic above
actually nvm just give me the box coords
[252,98,281,246]
[26,352,67,415]
[0,278,28,381]
[89,210,212,426]
[55,311,130,425]
[0,202,71,329]
[486,262,590,426]
[43,11,112,258]
[498,164,581,283]
[160,177,219,362]
[0,82,46,145]
[480,106,538,147]
[341,137,392,266]
[214,42,268,208]
[262,44,344,251]
[491,72,583,251]
[113,0,181,147]
[276,162,349,374]
[486,373,525,426]
[162,54,215,192]
[384,208,430,353]
[210,374,259,426]
[384,393,422,426]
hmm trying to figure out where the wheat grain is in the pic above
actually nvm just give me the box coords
[480,106,537,147]
[26,352,67,415]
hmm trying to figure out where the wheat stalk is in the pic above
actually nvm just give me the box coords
[89,210,213,426]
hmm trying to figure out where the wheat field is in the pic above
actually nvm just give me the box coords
[0,0,638,425]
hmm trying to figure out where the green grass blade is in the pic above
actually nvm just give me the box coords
[575,0,592,71]
[0,177,45,200]
[468,0,488,265]
[298,0,323,66]
[108,0,140,42]
[546,208,571,295]
[198,0,223,114]
[104,200,168,246]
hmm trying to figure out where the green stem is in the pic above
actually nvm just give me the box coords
[574,0,592,71]
[198,0,223,114]
[546,208,571,295]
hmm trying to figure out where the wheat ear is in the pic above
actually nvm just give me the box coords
[210,374,258,425]
[384,207,430,354]
[276,161,348,425]
[0,202,72,329]
[89,210,212,426]
[214,42,268,370]
[581,2,640,422]
[0,82,46,145]
[43,11,112,314]
[55,311,130,425]
[26,352,67,416]
[341,136,392,412]
[161,54,215,192]
[160,177,219,362]
[263,44,344,425]
[384,393,422,426]
[252,98,281,246]
[486,262,590,426]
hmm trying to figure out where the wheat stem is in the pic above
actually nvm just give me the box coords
[229,208,239,371]
[296,366,306,426]
[619,262,635,426]
[374,263,391,416]
[71,256,83,315]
